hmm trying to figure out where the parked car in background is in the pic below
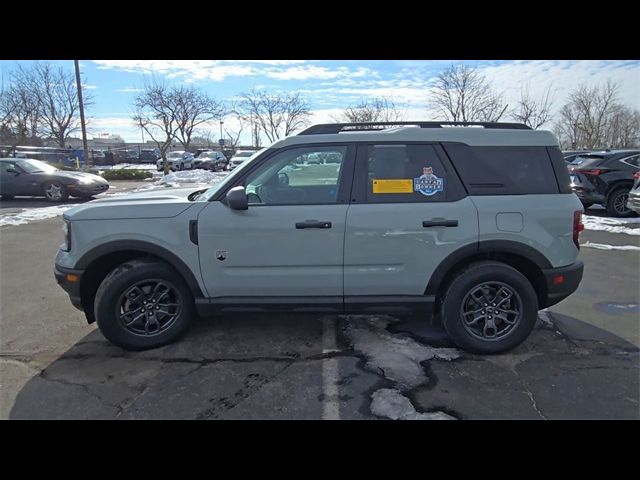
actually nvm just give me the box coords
[139,149,160,163]
[568,150,640,216]
[228,150,257,170]
[90,150,106,163]
[627,171,640,214]
[192,151,228,171]
[156,151,194,171]
[0,158,109,201]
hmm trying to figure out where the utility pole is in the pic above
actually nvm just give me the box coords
[74,60,90,168]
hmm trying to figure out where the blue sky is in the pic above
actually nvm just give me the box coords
[1,60,638,143]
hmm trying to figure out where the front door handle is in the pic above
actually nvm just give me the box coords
[296,220,332,229]
[422,219,458,227]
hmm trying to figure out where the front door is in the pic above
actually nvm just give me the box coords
[197,144,355,301]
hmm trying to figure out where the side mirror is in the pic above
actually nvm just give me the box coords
[226,186,248,210]
[6,166,18,174]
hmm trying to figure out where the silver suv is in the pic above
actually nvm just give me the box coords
[156,151,194,171]
[54,122,584,353]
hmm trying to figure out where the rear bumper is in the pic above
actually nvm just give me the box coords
[571,185,604,204]
[54,264,84,311]
[541,260,584,308]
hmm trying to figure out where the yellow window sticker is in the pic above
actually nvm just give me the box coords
[372,179,414,194]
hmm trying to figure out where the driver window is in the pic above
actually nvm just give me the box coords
[245,146,347,205]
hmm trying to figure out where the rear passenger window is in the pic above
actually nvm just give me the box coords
[364,144,462,203]
[442,144,559,195]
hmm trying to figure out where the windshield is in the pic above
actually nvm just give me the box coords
[168,152,184,158]
[236,151,255,157]
[200,148,266,201]
[15,159,58,173]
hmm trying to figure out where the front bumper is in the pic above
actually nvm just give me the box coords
[67,183,109,197]
[54,264,84,311]
[541,260,584,308]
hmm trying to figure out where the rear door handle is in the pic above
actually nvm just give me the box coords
[296,220,332,229]
[422,219,458,227]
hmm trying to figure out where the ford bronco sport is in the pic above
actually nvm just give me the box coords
[54,121,584,354]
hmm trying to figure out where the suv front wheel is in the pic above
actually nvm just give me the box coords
[606,187,634,217]
[94,259,195,350]
[440,261,538,354]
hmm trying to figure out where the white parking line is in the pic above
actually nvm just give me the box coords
[321,316,340,420]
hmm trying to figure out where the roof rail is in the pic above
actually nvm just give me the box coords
[298,121,531,135]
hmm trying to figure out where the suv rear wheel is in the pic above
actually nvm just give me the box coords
[94,259,195,350]
[606,187,634,217]
[440,261,538,354]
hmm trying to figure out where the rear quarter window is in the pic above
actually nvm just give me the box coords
[442,144,560,195]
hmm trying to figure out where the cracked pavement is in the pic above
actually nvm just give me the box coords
[1,194,639,420]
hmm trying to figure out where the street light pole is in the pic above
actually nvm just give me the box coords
[219,121,224,151]
[74,60,90,168]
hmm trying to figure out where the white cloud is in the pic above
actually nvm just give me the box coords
[116,87,143,93]
[93,60,258,82]
[477,60,640,119]
[266,65,376,81]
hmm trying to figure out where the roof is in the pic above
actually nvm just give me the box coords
[273,123,559,148]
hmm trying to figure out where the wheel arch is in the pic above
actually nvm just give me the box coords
[76,241,204,324]
[425,241,551,309]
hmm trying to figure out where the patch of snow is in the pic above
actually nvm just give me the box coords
[160,170,229,185]
[370,389,455,421]
[581,241,640,251]
[582,215,640,236]
[342,315,461,389]
[0,204,79,227]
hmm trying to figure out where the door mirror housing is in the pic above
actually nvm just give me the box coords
[6,166,18,174]
[226,186,248,210]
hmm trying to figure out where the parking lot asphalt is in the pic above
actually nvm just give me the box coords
[0,186,638,419]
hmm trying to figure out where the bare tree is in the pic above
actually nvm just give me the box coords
[173,85,225,150]
[510,87,554,129]
[0,83,42,146]
[236,90,311,143]
[554,81,636,149]
[132,79,180,174]
[428,64,508,123]
[336,97,405,123]
[223,118,245,151]
[11,62,92,147]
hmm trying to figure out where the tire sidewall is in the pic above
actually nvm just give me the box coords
[607,187,633,217]
[441,262,538,354]
[95,261,194,350]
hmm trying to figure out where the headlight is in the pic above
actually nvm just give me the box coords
[61,219,71,251]
[77,177,94,185]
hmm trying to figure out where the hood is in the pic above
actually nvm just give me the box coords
[64,186,205,221]
[56,171,107,183]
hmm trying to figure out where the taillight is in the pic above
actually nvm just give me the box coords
[573,211,584,249]
[571,168,610,176]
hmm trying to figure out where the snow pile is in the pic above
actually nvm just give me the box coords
[582,215,640,236]
[95,164,157,171]
[370,389,455,420]
[159,170,229,185]
[581,241,640,251]
[0,204,79,227]
[342,315,461,389]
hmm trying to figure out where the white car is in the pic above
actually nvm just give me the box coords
[228,150,258,170]
[156,151,195,171]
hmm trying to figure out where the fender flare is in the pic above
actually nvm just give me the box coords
[425,240,552,296]
[75,240,204,297]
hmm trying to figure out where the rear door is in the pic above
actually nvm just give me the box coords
[344,142,478,301]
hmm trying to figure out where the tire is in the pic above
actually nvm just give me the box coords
[1,194,15,200]
[42,181,69,202]
[440,261,539,354]
[179,163,184,171]
[606,187,634,217]
[94,258,195,350]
